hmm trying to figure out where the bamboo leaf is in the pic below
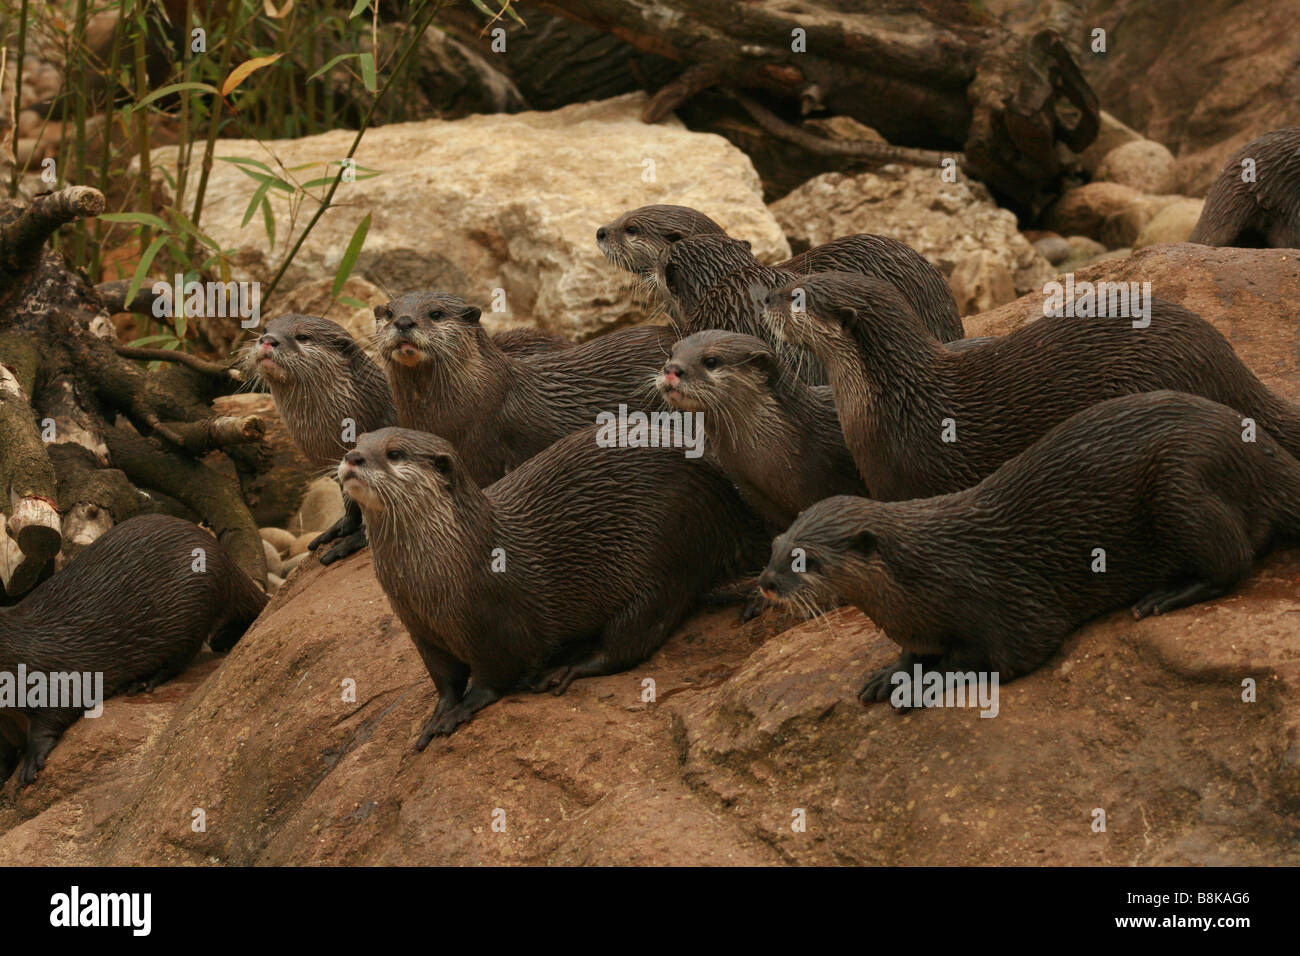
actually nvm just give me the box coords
[261,196,276,249]
[349,0,371,18]
[125,234,170,307]
[359,52,376,93]
[99,211,170,231]
[217,156,276,174]
[332,213,371,300]
[126,333,177,347]
[131,82,219,112]
[222,54,286,97]
[308,53,360,83]
[242,178,274,228]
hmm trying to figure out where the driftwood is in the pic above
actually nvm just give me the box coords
[532,0,1099,213]
[0,185,269,597]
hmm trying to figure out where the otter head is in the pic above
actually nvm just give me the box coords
[248,314,362,388]
[596,204,727,276]
[764,271,930,365]
[338,427,468,517]
[658,330,780,413]
[653,234,758,317]
[373,291,485,370]
[758,496,885,616]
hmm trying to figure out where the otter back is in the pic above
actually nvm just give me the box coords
[764,391,1300,696]
[0,514,266,784]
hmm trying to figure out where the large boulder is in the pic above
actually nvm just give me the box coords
[152,94,789,339]
[770,165,1054,314]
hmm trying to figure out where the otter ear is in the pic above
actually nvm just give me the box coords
[740,239,752,252]
[834,306,859,328]
[373,304,391,322]
[430,453,455,478]
[744,344,781,381]
[455,305,482,324]
[663,230,684,243]
[849,530,877,558]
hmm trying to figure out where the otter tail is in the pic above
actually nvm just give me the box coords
[210,566,270,653]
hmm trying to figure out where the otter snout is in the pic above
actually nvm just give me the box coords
[596,226,608,243]
[662,362,684,387]
[392,315,416,332]
[257,334,278,355]
[757,570,783,600]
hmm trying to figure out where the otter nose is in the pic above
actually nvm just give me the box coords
[663,363,684,384]
[258,335,277,353]
[757,571,779,593]
[344,451,365,467]
[393,315,416,332]
[596,227,608,242]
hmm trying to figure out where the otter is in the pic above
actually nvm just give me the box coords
[599,205,964,343]
[373,291,675,486]
[0,514,266,785]
[758,391,1300,704]
[1189,127,1300,248]
[596,204,726,276]
[341,426,766,740]
[381,291,573,358]
[658,330,867,528]
[764,271,1300,500]
[657,233,964,343]
[246,314,397,564]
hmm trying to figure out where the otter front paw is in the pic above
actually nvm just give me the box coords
[317,528,368,565]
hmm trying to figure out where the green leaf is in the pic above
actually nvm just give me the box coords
[349,0,370,18]
[308,52,360,83]
[175,311,187,339]
[231,165,295,193]
[168,209,224,253]
[217,156,276,175]
[242,178,273,227]
[468,0,525,26]
[332,213,370,300]
[131,82,219,112]
[299,175,342,190]
[338,295,368,309]
[99,211,170,232]
[126,333,177,347]
[359,52,376,93]
[261,195,276,249]
[125,234,170,307]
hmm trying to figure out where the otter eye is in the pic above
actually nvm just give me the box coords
[428,310,444,320]
[702,356,721,370]
[386,449,406,462]
[625,224,640,236]
[294,334,312,343]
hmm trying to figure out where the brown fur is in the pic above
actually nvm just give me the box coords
[342,426,767,739]
[244,313,397,564]
[765,271,1300,499]
[374,290,675,485]
[0,514,265,785]
[760,391,1300,703]
[1190,127,1300,248]
[659,330,866,527]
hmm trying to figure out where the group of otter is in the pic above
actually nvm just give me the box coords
[4,129,1298,784]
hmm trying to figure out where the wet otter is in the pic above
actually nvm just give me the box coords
[374,291,675,485]
[0,514,266,785]
[764,271,1300,499]
[658,330,867,527]
[596,204,726,276]
[341,426,766,740]
[381,291,573,357]
[1189,127,1300,248]
[600,205,964,343]
[246,314,397,564]
[759,391,1300,704]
